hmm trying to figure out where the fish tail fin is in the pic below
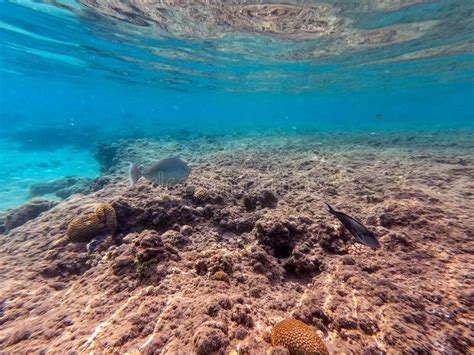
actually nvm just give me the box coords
[128,162,142,187]
[325,203,336,214]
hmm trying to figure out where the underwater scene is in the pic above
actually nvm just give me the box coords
[0,0,473,353]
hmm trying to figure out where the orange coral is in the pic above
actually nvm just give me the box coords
[271,319,328,355]
[67,203,117,242]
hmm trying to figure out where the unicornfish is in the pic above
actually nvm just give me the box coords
[129,157,191,187]
[326,203,380,249]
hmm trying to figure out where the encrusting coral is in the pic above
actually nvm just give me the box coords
[271,319,328,355]
[67,203,117,242]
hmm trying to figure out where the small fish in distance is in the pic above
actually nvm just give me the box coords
[129,157,191,187]
[326,203,380,249]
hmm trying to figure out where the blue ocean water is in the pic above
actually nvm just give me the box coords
[0,0,473,210]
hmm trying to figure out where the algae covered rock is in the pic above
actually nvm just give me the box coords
[1,198,58,233]
[193,186,209,202]
[94,142,119,173]
[268,346,291,355]
[110,229,180,280]
[193,321,229,355]
[211,270,230,283]
[29,176,93,199]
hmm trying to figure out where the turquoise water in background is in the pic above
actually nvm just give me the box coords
[0,0,473,210]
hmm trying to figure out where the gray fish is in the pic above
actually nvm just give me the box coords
[326,203,380,249]
[129,157,191,187]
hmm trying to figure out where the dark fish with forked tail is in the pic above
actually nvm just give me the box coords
[326,203,380,249]
[129,157,191,187]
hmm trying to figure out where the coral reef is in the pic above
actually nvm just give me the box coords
[94,142,120,173]
[0,131,472,353]
[271,319,328,355]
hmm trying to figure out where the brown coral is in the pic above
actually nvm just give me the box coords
[271,319,328,355]
[67,203,117,242]
[94,203,117,234]
[67,214,103,242]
